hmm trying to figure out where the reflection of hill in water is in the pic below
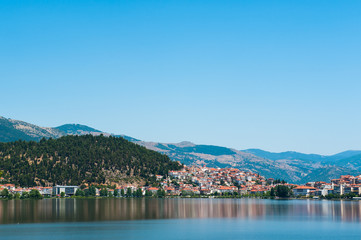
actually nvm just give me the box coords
[1,199,361,224]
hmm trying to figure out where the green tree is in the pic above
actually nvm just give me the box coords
[7,193,14,200]
[270,187,275,197]
[126,188,132,197]
[157,189,166,198]
[75,189,85,197]
[114,189,118,197]
[120,189,125,197]
[20,192,29,199]
[85,186,96,197]
[29,189,43,199]
[135,188,143,197]
[100,188,108,197]
[0,188,9,198]
[60,192,65,198]
[274,185,291,198]
[145,190,152,197]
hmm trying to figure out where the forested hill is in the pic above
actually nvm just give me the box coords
[0,135,182,187]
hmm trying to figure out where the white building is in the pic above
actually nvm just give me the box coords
[292,186,317,196]
[52,185,79,196]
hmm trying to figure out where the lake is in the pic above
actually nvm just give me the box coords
[1,198,361,239]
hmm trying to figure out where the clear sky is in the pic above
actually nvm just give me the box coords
[1,1,360,155]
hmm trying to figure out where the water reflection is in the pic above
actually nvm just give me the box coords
[1,198,361,224]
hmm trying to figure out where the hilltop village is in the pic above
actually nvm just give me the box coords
[1,165,361,199]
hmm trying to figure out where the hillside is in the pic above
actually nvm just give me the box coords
[133,141,315,183]
[298,166,361,183]
[334,154,361,170]
[55,124,104,135]
[133,141,361,184]
[244,148,361,163]
[0,116,137,142]
[0,135,182,187]
[0,116,64,142]
[1,115,360,184]
[243,149,327,162]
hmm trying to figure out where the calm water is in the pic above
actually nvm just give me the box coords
[1,198,361,239]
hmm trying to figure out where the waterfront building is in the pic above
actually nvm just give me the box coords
[292,186,317,196]
[52,185,79,196]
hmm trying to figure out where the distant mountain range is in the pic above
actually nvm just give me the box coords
[1,115,360,184]
[243,148,361,163]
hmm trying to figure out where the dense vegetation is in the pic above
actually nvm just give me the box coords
[0,135,182,187]
[0,188,43,200]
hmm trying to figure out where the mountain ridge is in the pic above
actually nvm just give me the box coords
[243,148,361,162]
[1,115,360,184]
[0,116,64,142]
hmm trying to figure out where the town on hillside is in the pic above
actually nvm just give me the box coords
[1,165,361,199]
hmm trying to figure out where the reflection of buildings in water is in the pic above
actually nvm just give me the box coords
[2,199,361,224]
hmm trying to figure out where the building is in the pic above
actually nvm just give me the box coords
[40,187,53,196]
[52,185,79,196]
[292,186,317,196]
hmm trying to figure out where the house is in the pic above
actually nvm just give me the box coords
[218,186,237,194]
[200,188,211,195]
[3,184,15,191]
[321,187,334,196]
[238,187,248,195]
[148,187,159,194]
[292,186,317,196]
[164,186,175,194]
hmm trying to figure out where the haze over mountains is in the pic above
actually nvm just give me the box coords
[1,116,360,184]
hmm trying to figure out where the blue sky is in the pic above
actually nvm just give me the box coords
[1,1,360,154]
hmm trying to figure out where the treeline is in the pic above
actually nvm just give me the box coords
[0,135,182,187]
[0,188,43,200]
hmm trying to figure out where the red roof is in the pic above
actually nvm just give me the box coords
[293,186,316,190]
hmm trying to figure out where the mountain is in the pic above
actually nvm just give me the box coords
[243,149,327,162]
[0,135,181,187]
[0,116,64,142]
[1,115,360,184]
[132,141,331,183]
[55,124,104,136]
[0,116,137,142]
[240,149,361,182]
[297,166,361,183]
[334,154,361,170]
[325,151,361,162]
[244,149,361,163]
[132,142,361,183]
